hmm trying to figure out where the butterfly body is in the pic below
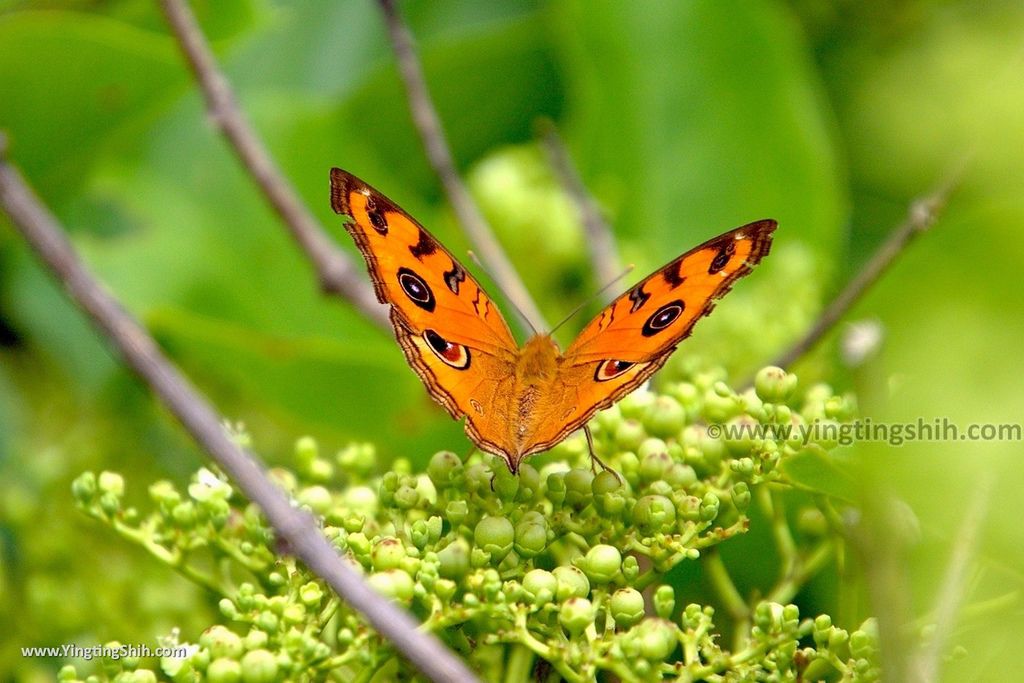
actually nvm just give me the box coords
[330,168,775,473]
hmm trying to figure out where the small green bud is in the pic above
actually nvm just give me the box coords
[850,618,878,659]
[783,603,800,628]
[553,565,590,601]
[592,470,622,496]
[813,614,832,647]
[474,516,514,563]
[336,442,377,477]
[516,464,541,501]
[347,532,371,558]
[464,463,492,493]
[307,458,334,483]
[653,585,675,619]
[593,470,626,516]
[71,471,98,503]
[619,389,656,418]
[239,649,278,683]
[563,468,594,509]
[299,582,323,607]
[99,491,121,516]
[638,439,671,482]
[437,539,471,579]
[434,578,457,602]
[392,484,419,509]
[427,450,462,487]
[294,436,318,464]
[546,472,567,505]
[343,485,378,516]
[189,468,231,502]
[663,463,697,489]
[297,485,332,515]
[723,416,757,456]
[522,569,558,606]
[171,501,197,528]
[633,495,677,534]
[754,366,797,403]
[281,603,305,624]
[148,480,181,508]
[219,598,239,620]
[581,544,621,583]
[410,520,431,549]
[621,555,640,582]
[644,396,686,438]
[797,507,828,537]
[731,482,751,510]
[200,626,244,660]
[610,588,645,628]
[491,465,519,500]
[367,569,415,603]
[700,492,720,521]
[615,419,647,451]
[703,384,741,423]
[559,597,595,636]
[256,611,278,634]
[371,537,406,571]
[445,500,469,527]
[206,658,241,683]
[98,470,125,497]
[634,618,677,661]
[514,519,548,558]
[244,629,269,650]
[617,451,640,481]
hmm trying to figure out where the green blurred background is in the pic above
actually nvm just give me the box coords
[1,0,1021,680]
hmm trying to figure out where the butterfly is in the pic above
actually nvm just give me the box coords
[330,169,775,473]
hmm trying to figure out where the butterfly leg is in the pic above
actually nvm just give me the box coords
[584,425,621,483]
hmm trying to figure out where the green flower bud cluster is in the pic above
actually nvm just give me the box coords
[66,373,874,682]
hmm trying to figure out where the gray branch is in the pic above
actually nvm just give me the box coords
[540,123,622,293]
[376,0,547,333]
[0,138,478,683]
[769,166,965,371]
[158,0,387,330]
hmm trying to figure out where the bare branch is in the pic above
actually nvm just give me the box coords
[375,0,548,333]
[158,0,388,330]
[0,139,478,683]
[769,166,965,371]
[539,122,622,292]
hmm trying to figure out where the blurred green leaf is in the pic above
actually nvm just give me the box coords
[782,447,857,502]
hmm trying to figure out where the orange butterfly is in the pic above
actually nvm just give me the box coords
[331,169,775,473]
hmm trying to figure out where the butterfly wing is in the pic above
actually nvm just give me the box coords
[520,220,776,453]
[566,220,776,363]
[330,169,518,433]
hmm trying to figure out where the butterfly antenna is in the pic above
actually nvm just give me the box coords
[549,264,636,335]
[467,250,540,336]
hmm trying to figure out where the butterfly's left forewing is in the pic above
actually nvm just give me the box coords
[330,169,516,352]
[330,169,520,442]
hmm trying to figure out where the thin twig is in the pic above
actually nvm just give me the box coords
[911,471,995,683]
[539,122,622,292]
[769,166,966,371]
[158,0,388,330]
[0,139,478,683]
[375,0,547,333]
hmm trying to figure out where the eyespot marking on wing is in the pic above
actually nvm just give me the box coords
[642,300,685,337]
[398,267,435,312]
[423,328,471,369]
[594,359,639,382]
